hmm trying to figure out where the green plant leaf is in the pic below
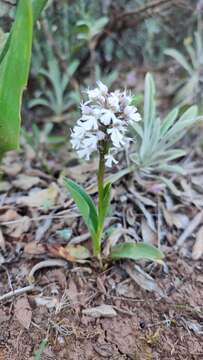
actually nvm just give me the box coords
[32,0,48,22]
[141,73,156,159]
[111,242,164,262]
[164,48,193,75]
[99,182,111,228]
[0,0,48,156]
[0,0,48,65]
[160,107,179,135]
[0,0,33,155]
[64,177,98,236]
[34,339,48,360]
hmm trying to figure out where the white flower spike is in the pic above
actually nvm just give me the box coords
[71,81,141,167]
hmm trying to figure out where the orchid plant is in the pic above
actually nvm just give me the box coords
[64,81,164,264]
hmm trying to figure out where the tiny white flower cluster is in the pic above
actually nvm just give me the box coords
[71,81,141,167]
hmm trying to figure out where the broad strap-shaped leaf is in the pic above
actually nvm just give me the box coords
[98,182,111,229]
[64,177,98,236]
[0,0,48,156]
[111,242,164,262]
[32,0,48,22]
[0,0,48,65]
[0,0,33,155]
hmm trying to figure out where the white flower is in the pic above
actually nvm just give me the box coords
[83,134,98,150]
[71,125,86,139]
[105,153,118,167]
[77,147,93,160]
[79,114,98,130]
[97,80,108,95]
[124,106,141,122]
[80,103,92,115]
[100,109,118,125]
[87,87,101,101]
[107,93,120,112]
[107,127,125,148]
[70,80,142,167]
[70,136,81,149]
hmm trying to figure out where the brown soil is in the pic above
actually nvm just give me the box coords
[0,251,202,360]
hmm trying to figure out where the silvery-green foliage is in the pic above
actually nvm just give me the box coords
[29,54,80,115]
[130,73,198,175]
[165,31,203,109]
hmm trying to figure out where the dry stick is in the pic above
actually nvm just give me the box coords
[0,212,79,226]
[176,211,203,248]
[116,0,172,20]
[0,285,35,302]
[28,259,68,283]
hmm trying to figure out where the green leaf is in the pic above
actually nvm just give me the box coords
[160,107,179,135]
[99,182,111,228]
[0,0,48,65]
[0,0,48,156]
[141,73,156,159]
[156,164,186,175]
[64,178,98,236]
[0,0,33,155]
[34,339,48,360]
[111,242,164,262]
[164,48,193,75]
[143,73,156,129]
[32,0,48,22]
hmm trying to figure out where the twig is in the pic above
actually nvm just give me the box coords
[0,211,79,226]
[0,285,35,302]
[28,259,68,283]
[116,0,172,21]
[69,232,90,245]
[176,211,203,248]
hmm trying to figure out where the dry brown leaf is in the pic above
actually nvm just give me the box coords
[176,211,203,248]
[7,216,30,238]
[135,199,156,231]
[2,162,22,176]
[173,213,190,229]
[0,209,19,222]
[46,244,91,262]
[13,175,41,190]
[141,218,157,245]
[126,206,136,226]
[14,296,32,329]
[17,183,59,208]
[123,263,165,297]
[192,225,203,260]
[82,305,117,318]
[24,241,46,255]
[162,208,189,229]
[34,296,59,309]
[0,181,11,192]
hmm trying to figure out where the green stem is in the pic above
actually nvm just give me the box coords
[94,149,105,258]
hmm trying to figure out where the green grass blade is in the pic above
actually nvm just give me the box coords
[111,242,164,262]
